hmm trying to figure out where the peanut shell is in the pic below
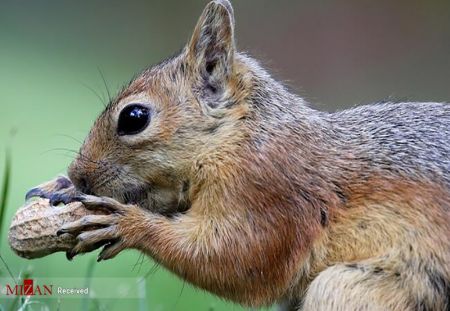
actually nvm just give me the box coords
[8,198,100,259]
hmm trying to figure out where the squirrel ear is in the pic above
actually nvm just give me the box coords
[187,0,236,98]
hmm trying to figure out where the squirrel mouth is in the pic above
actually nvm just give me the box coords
[120,181,191,215]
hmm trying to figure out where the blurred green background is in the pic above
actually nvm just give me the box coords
[0,0,449,310]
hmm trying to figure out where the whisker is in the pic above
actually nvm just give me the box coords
[79,81,107,108]
[137,254,147,273]
[144,261,161,280]
[58,154,77,161]
[77,152,101,165]
[40,148,80,156]
[173,278,187,310]
[53,133,84,145]
[97,67,112,105]
[131,253,146,273]
[43,148,99,165]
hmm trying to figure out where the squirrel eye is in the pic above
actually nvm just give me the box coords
[117,104,151,136]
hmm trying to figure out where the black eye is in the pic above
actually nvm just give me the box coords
[117,104,151,136]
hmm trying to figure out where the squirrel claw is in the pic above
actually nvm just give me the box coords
[56,228,68,236]
[25,188,45,201]
[49,191,78,206]
[63,222,123,261]
[59,196,135,262]
[98,240,126,262]
[57,214,119,236]
[26,176,74,201]
[66,250,76,261]
[78,195,126,213]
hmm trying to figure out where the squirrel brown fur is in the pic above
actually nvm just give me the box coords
[32,1,450,310]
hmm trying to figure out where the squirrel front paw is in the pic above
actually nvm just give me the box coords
[26,180,148,262]
[56,195,139,261]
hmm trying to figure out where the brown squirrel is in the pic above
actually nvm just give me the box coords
[28,0,450,310]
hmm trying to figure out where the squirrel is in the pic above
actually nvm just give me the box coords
[28,0,450,310]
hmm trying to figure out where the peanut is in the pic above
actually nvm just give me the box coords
[9,198,98,259]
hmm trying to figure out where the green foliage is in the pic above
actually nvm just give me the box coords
[0,148,11,246]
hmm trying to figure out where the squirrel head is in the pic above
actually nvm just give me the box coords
[68,0,253,213]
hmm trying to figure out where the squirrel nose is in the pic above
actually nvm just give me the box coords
[68,167,93,195]
[75,177,93,195]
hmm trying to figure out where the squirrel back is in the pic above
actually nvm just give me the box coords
[332,101,450,186]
